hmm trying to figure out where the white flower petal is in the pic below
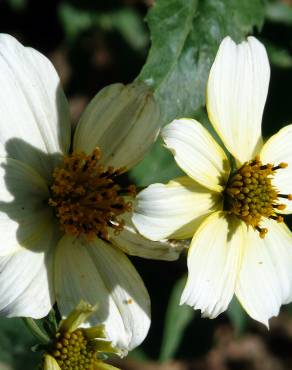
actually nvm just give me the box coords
[132,176,222,241]
[207,36,270,164]
[260,124,292,214]
[73,82,160,171]
[0,226,57,318]
[0,34,71,180]
[162,119,230,192]
[235,219,292,326]
[109,212,184,261]
[0,157,58,256]
[55,235,150,351]
[180,211,244,318]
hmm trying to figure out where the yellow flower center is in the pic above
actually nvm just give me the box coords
[51,329,100,370]
[48,147,135,240]
[224,156,292,238]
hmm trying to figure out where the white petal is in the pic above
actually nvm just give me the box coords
[260,124,292,214]
[235,219,292,326]
[180,211,244,318]
[0,157,58,256]
[109,212,184,261]
[73,83,160,170]
[162,119,230,192]
[55,235,150,351]
[0,226,57,318]
[132,176,222,241]
[0,34,71,180]
[207,36,270,164]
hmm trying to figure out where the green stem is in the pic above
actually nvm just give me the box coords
[22,317,50,344]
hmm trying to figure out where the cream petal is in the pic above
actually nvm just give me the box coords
[109,212,184,261]
[73,82,161,171]
[44,355,61,370]
[260,124,292,214]
[180,211,244,318]
[0,224,57,318]
[132,176,222,241]
[0,157,58,256]
[207,36,270,164]
[55,235,150,352]
[162,119,230,192]
[0,34,71,180]
[235,219,292,326]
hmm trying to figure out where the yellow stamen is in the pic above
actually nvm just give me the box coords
[48,148,135,240]
[224,156,291,237]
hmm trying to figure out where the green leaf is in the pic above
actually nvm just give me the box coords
[130,138,183,186]
[227,297,248,335]
[138,0,265,124]
[132,0,265,185]
[159,275,195,362]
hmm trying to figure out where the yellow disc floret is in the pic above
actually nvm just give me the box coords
[224,156,291,238]
[48,147,135,240]
[51,328,103,370]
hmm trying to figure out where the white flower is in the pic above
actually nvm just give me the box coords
[133,36,292,326]
[0,34,182,352]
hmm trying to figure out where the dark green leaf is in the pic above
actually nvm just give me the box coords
[138,0,265,124]
[159,275,195,362]
[132,0,265,185]
[130,138,183,186]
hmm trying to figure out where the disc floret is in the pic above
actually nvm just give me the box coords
[224,156,291,237]
[51,328,99,370]
[48,148,135,240]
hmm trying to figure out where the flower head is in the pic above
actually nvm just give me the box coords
[133,36,292,326]
[43,301,121,370]
[0,34,183,352]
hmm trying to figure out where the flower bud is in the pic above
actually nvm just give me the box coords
[73,82,161,171]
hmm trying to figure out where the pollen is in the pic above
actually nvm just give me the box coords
[224,156,291,238]
[50,328,100,370]
[48,147,135,240]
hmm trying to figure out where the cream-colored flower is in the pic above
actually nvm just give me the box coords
[43,301,121,370]
[133,36,292,326]
[0,34,182,351]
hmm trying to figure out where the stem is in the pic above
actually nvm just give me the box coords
[22,317,50,344]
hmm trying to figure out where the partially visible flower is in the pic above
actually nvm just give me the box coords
[0,34,182,352]
[133,36,292,326]
[43,301,121,370]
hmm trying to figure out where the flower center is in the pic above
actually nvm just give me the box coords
[50,329,100,370]
[48,147,135,240]
[224,156,291,238]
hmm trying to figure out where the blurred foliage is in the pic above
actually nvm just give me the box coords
[59,2,148,51]
[1,0,292,369]
[227,298,248,336]
[0,317,40,370]
[159,275,195,362]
